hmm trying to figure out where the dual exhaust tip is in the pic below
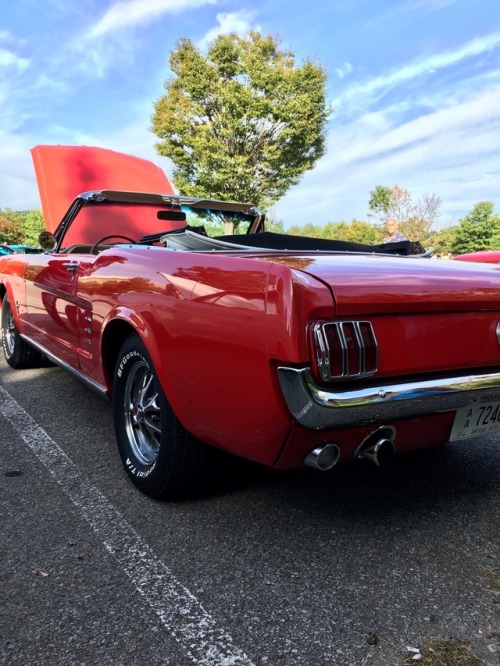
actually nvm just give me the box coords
[304,426,396,471]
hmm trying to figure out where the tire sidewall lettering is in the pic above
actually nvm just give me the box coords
[125,457,157,478]
[117,349,147,378]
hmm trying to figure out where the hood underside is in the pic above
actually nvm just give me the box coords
[31,145,174,232]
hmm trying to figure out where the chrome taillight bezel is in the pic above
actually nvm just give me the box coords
[312,321,378,381]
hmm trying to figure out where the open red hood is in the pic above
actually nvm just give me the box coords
[31,145,174,232]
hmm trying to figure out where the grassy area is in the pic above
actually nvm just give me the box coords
[395,565,500,665]
[481,565,500,590]
[397,639,484,665]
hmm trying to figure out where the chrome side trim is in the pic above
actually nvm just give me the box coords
[20,334,109,398]
[277,366,500,430]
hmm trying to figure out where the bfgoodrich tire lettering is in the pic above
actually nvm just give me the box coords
[112,334,213,498]
[1,296,41,369]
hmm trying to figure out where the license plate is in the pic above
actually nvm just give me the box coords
[450,395,500,441]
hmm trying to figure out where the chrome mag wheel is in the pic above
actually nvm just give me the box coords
[1,296,41,369]
[123,359,162,466]
[4,303,16,357]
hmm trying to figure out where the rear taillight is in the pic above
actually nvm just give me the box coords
[312,321,378,381]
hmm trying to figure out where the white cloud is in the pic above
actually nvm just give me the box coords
[62,0,220,79]
[0,46,29,71]
[327,86,500,171]
[333,61,353,80]
[274,82,500,227]
[87,0,216,39]
[273,31,500,228]
[198,10,259,46]
[32,72,69,95]
[335,32,500,113]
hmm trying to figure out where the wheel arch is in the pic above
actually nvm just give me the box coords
[100,313,169,398]
[101,319,139,394]
[0,282,17,318]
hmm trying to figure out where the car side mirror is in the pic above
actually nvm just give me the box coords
[38,231,57,252]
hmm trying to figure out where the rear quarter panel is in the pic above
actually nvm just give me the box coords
[77,247,335,466]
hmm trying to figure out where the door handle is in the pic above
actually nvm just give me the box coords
[62,261,79,273]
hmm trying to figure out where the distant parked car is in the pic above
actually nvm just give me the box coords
[454,251,500,264]
[8,244,41,254]
[0,245,16,255]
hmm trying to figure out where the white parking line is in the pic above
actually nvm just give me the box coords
[0,384,254,666]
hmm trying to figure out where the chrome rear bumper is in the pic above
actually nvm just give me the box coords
[277,366,500,430]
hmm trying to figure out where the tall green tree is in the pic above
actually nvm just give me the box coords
[152,32,329,210]
[368,186,392,219]
[452,201,500,254]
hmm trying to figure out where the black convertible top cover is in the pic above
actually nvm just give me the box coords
[215,232,427,256]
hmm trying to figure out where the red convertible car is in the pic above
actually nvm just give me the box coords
[455,250,500,264]
[2,145,500,499]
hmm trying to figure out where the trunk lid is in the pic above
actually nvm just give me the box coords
[283,253,500,315]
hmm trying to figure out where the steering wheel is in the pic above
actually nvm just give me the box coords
[90,234,137,255]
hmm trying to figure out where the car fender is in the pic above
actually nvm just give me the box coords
[98,305,164,388]
[0,280,19,322]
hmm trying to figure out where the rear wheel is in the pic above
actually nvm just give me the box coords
[112,334,214,498]
[1,296,41,368]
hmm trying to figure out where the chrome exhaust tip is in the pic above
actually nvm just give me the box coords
[304,443,340,471]
[354,426,396,467]
[357,438,395,467]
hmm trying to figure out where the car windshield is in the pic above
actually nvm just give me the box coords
[182,205,255,236]
[57,198,258,250]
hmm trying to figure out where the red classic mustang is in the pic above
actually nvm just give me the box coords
[2,145,500,499]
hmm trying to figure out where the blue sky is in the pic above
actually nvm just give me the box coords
[1,0,499,228]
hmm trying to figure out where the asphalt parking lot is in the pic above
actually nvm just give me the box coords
[1,357,500,665]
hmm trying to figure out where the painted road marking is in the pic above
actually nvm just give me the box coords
[0,384,254,666]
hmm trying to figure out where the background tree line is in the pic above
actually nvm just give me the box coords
[0,209,45,246]
[362,184,500,255]
[283,197,500,256]
[2,32,498,256]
